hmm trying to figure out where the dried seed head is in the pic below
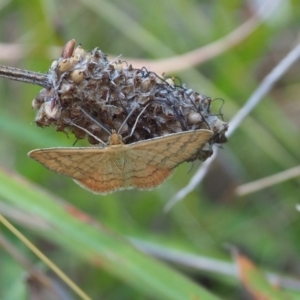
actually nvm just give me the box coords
[32,40,228,161]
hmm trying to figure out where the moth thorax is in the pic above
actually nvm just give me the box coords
[109,131,123,145]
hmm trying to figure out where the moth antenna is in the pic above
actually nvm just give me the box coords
[123,104,150,142]
[117,102,139,134]
[79,107,111,135]
[66,119,107,146]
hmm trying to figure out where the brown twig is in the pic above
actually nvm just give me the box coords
[165,40,300,211]
[235,165,300,196]
[0,65,50,88]
[121,12,263,74]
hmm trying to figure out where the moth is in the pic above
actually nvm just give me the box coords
[28,129,213,194]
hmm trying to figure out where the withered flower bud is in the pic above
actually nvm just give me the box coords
[61,39,75,59]
[57,59,73,73]
[72,44,86,59]
[70,69,85,84]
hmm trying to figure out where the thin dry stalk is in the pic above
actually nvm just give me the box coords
[235,165,300,196]
[165,41,300,211]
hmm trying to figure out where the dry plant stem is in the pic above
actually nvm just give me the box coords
[2,199,299,292]
[120,0,280,73]
[124,4,270,74]
[0,214,92,300]
[165,41,300,211]
[0,232,72,297]
[130,238,300,291]
[164,149,218,212]
[235,165,300,196]
[0,2,276,88]
[81,0,278,74]
[0,202,49,229]
[0,12,263,74]
[0,43,62,61]
[227,41,300,136]
[0,65,50,88]
[0,231,51,287]
[0,2,275,72]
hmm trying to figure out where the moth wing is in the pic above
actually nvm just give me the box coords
[28,147,109,179]
[28,147,125,193]
[121,152,173,190]
[121,129,213,189]
[128,129,213,168]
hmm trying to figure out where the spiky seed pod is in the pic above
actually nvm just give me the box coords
[32,40,228,161]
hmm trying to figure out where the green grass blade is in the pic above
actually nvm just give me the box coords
[0,166,221,300]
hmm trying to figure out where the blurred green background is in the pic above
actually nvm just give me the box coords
[0,0,300,299]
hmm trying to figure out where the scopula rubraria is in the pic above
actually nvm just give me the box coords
[28,129,213,194]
